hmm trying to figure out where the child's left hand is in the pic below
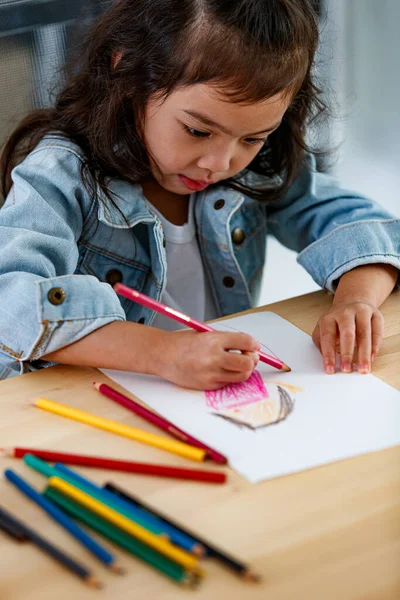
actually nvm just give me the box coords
[312,300,384,374]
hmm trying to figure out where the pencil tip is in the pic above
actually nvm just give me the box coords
[110,563,125,575]
[93,382,100,390]
[243,570,262,583]
[281,364,291,372]
[183,572,203,588]
[192,567,206,581]
[192,543,207,557]
[211,455,228,465]
[86,576,104,589]
[0,448,11,458]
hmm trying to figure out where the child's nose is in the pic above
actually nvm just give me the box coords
[197,148,232,175]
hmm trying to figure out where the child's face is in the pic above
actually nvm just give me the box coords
[142,84,291,194]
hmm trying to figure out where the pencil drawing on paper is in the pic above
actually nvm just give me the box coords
[205,371,302,430]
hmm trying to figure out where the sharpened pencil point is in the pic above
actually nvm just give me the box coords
[243,570,262,583]
[183,573,202,588]
[109,563,125,575]
[192,543,207,557]
[187,570,205,588]
[281,363,291,372]
[0,447,13,458]
[93,382,101,390]
[86,575,104,589]
[193,567,206,579]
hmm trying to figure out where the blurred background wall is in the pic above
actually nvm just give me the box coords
[261,0,400,304]
[0,0,398,304]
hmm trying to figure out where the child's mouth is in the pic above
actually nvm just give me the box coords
[178,175,210,192]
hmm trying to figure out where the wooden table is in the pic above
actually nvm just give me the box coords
[1,290,399,600]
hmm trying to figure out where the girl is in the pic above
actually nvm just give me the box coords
[0,0,398,387]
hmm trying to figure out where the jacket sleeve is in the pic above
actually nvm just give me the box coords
[0,145,125,378]
[266,154,400,291]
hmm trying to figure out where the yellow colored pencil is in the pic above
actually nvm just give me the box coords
[34,398,205,462]
[48,477,201,572]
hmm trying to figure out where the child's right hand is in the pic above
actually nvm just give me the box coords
[155,330,260,390]
[42,321,259,390]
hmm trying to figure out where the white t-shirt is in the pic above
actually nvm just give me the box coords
[147,195,218,331]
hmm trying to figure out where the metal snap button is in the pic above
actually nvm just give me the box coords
[214,199,225,210]
[231,228,246,245]
[106,269,123,286]
[223,276,235,288]
[47,288,66,305]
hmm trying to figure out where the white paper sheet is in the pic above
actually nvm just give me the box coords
[102,312,400,482]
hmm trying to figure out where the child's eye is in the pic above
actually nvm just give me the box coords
[186,127,210,139]
[244,138,267,146]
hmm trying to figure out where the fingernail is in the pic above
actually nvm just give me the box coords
[371,353,376,362]
[359,361,370,374]
[324,362,335,374]
[341,360,352,373]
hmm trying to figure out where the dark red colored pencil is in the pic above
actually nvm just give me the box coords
[1,447,226,484]
[93,381,228,465]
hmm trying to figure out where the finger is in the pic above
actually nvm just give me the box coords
[338,315,356,373]
[236,351,259,371]
[313,326,341,357]
[312,326,321,351]
[217,367,254,384]
[355,311,372,373]
[220,332,259,352]
[222,351,257,373]
[246,350,260,369]
[371,312,384,362]
[319,318,338,374]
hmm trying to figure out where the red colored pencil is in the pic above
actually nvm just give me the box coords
[114,282,291,372]
[0,447,226,484]
[94,382,227,465]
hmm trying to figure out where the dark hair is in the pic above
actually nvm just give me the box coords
[1,0,325,208]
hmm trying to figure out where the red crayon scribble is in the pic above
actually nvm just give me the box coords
[205,370,269,410]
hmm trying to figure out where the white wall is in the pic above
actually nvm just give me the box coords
[258,0,400,306]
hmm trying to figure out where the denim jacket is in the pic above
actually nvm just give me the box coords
[1,136,399,379]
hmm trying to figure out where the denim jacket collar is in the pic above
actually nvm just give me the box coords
[97,179,154,228]
[97,177,245,229]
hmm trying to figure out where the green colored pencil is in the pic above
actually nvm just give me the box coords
[24,455,165,536]
[44,487,201,587]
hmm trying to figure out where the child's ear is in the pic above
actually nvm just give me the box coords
[111,50,124,70]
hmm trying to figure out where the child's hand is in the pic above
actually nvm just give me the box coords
[312,300,384,374]
[155,330,260,390]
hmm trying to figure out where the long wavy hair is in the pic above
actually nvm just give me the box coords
[0,0,326,209]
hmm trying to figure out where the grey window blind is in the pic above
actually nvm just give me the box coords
[0,0,110,202]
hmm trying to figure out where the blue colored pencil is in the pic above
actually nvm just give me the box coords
[4,469,123,573]
[55,463,204,555]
